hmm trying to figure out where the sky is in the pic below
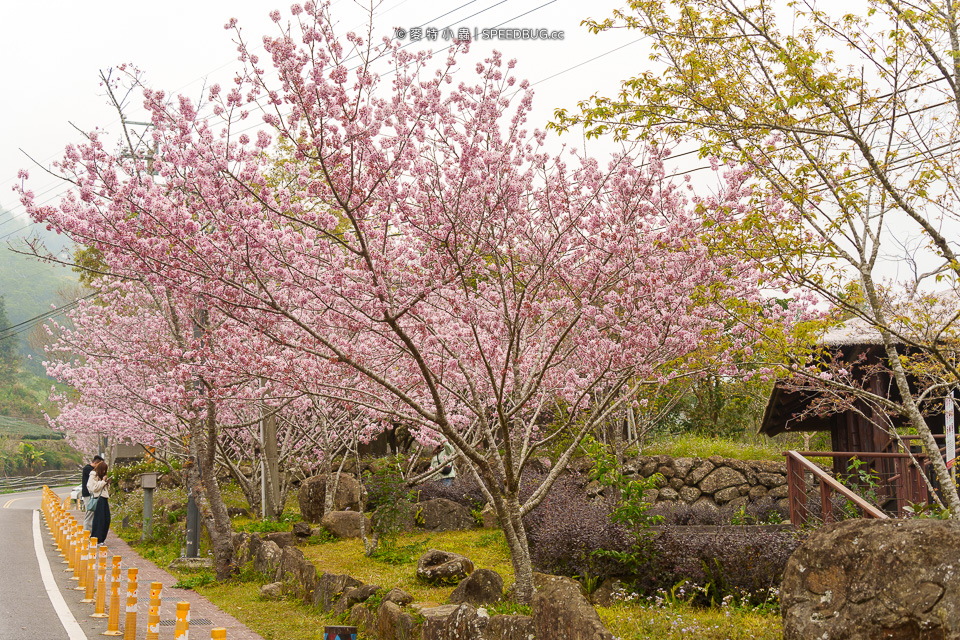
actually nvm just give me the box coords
[0,0,647,240]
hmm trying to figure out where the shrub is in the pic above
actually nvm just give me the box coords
[364,458,415,513]
[524,473,633,578]
[523,471,803,606]
[646,527,801,606]
[647,497,789,526]
[415,474,487,510]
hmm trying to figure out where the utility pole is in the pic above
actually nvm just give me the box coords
[260,379,280,519]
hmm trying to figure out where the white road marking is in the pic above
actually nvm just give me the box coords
[32,509,88,640]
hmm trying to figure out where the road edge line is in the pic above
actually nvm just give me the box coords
[32,509,88,640]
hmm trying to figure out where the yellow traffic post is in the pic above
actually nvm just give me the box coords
[92,549,108,618]
[123,568,138,640]
[103,556,122,636]
[211,630,227,640]
[145,581,163,640]
[82,537,99,602]
[72,526,83,580]
[75,536,90,591]
[68,526,81,571]
[174,601,190,640]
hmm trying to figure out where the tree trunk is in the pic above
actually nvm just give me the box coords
[186,405,237,580]
[497,493,535,603]
[862,274,960,520]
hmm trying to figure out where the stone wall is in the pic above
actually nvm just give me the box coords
[609,454,797,510]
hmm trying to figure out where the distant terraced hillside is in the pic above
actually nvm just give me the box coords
[0,414,59,438]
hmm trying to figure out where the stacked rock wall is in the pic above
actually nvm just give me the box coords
[612,454,801,510]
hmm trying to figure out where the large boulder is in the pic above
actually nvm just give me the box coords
[262,531,296,548]
[377,601,420,640]
[298,473,362,523]
[591,577,625,607]
[313,572,363,613]
[418,498,476,532]
[478,504,498,529]
[782,519,960,640]
[383,588,414,607]
[333,584,383,616]
[417,549,475,585]
[276,546,318,603]
[321,511,373,539]
[532,574,613,640]
[481,615,535,640]
[449,568,503,607]
[421,603,484,640]
[254,540,283,580]
[259,582,284,600]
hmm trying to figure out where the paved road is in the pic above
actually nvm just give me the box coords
[0,486,92,640]
[1,487,267,640]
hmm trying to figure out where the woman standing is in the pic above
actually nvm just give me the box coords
[87,460,111,544]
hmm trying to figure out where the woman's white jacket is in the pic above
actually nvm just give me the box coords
[86,474,110,499]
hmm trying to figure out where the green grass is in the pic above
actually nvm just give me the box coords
[600,601,782,640]
[302,529,517,605]
[639,434,788,461]
[196,581,338,640]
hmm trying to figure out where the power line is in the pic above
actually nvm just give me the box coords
[0,292,99,343]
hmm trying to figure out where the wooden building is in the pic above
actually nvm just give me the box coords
[759,317,950,514]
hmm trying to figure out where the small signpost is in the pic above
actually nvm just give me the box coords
[185,490,199,558]
[141,472,157,541]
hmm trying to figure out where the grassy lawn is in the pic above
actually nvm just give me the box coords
[196,581,337,640]
[600,601,782,640]
[301,529,516,605]
[639,433,791,461]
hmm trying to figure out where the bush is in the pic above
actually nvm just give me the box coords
[523,472,802,606]
[524,472,633,578]
[415,474,488,510]
[647,527,801,606]
[364,460,416,515]
[647,497,788,526]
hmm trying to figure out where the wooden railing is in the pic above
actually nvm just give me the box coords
[784,450,889,525]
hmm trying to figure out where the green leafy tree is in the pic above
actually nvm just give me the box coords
[0,296,18,387]
[555,0,960,518]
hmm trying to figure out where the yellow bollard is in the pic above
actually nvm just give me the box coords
[123,568,138,640]
[55,516,64,554]
[211,630,227,640]
[75,537,90,591]
[72,527,83,580]
[92,549,108,618]
[145,581,163,640]
[174,601,190,640]
[103,557,122,636]
[67,526,80,570]
[82,537,99,602]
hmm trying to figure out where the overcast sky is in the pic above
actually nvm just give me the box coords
[0,0,646,239]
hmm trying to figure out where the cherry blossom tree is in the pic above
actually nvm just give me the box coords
[20,3,803,597]
[41,276,358,577]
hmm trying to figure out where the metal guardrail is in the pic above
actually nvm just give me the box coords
[0,470,78,494]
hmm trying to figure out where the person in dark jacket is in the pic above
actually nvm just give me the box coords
[82,455,103,532]
[87,460,111,544]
